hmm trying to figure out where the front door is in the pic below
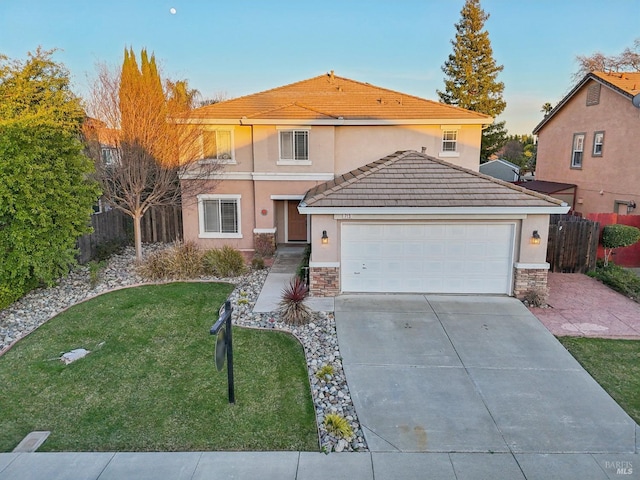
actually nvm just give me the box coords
[287,201,308,242]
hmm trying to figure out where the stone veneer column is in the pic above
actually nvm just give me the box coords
[309,267,340,297]
[513,265,549,303]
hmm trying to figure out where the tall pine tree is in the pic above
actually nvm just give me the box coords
[438,0,507,160]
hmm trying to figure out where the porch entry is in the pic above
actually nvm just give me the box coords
[286,200,308,242]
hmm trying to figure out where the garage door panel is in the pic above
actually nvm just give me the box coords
[341,223,514,294]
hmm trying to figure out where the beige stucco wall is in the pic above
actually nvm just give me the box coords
[335,125,482,175]
[536,80,640,215]
[252,125,335,174]
[518,215,551,265]
[181,179,255,251]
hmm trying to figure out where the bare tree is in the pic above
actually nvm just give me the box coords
[84,52,221,260]
[574,38,640,80]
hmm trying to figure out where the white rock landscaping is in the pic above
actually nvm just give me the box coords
[0,243,367,453]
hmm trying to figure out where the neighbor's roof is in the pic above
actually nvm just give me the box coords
[300,151,566,210]
[514,180,576,195]
[177,73,493,124]
[533,71,640,134]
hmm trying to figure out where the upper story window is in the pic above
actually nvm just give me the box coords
[201,129,234,163]
[592,131,604,156]
[571,133,585,168]
[101,147,119,166]
[278,128,310,164]
[198,194,242,238]
[439,128,460,158]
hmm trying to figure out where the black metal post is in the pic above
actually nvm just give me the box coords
[224,300,235,404]
[210,299,235,404]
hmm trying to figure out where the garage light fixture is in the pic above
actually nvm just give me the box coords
[530,230,541,245]
[321,230,329,244]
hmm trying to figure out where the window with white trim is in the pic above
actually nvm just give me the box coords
[198,195,241,238]
[592,131,604,156]
[279,130,309,161]
[200,129,233,162]
[571,133,585,168]
[101,147,119,166]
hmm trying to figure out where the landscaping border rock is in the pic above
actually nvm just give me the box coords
[0,243,367,453]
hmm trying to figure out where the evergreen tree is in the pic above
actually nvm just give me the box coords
[438,0,507,160]
[0,49,99,308]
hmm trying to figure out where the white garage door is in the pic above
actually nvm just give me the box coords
[341,223,514,294]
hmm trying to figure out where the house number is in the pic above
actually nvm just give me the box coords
[341,214,352,219]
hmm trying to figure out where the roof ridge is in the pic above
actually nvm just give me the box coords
[330,75,493,119]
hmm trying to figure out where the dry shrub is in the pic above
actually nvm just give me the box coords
[137,241,204,280]
[202,245,247,277]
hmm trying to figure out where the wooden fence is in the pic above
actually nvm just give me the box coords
[547,214,600,273]
[140,205,183,244]
[77,205,183,264]
[76,209,130,264]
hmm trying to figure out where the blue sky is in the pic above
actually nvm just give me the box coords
[1,0,637,134]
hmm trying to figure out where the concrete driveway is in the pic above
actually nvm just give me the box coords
[335,295,638,454]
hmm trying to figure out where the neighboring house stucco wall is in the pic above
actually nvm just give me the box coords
[536,79,640,215]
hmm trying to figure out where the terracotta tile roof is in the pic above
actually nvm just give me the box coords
[302,151,565,208]
[592,71,640,96]
[180,73,492,122]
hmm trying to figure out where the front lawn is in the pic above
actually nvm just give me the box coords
[0,283,317,452]
[558,337,640,423]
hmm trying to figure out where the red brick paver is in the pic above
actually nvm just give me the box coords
[529,273,640,339]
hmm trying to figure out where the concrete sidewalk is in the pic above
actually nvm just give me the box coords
[2,450,638,479]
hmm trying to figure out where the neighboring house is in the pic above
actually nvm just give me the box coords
[533,71,640,216]
[178,72,568,298]
[479,159,520,182]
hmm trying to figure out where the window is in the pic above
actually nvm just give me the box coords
[440,129,459,157]
[571,133,585,168]
[279,130,309,161]
[101,147,119,166]
[198,195,241,238]
[201,129,233,161]
[592,131,604,156]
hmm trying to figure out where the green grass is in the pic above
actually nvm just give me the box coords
[558,337,640,423]
[0,283,317,452]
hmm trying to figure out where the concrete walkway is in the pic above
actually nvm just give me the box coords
[531,273,640,338]
[253,246,334,313]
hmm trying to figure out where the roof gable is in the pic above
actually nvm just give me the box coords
[180,73,492,123]
[301,151,565,209]
[533,71,640,134]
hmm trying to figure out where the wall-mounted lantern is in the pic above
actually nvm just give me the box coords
[321,230,329,245]
[530,230,541,245]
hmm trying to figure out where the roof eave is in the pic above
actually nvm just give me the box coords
[172,118,492,126]
[298,205,570,215]
[533,72,637,134]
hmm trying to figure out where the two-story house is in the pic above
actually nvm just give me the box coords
[533,71,640,216]
[178,72,568,299]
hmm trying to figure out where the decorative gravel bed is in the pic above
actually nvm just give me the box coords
[0,244,367,453]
